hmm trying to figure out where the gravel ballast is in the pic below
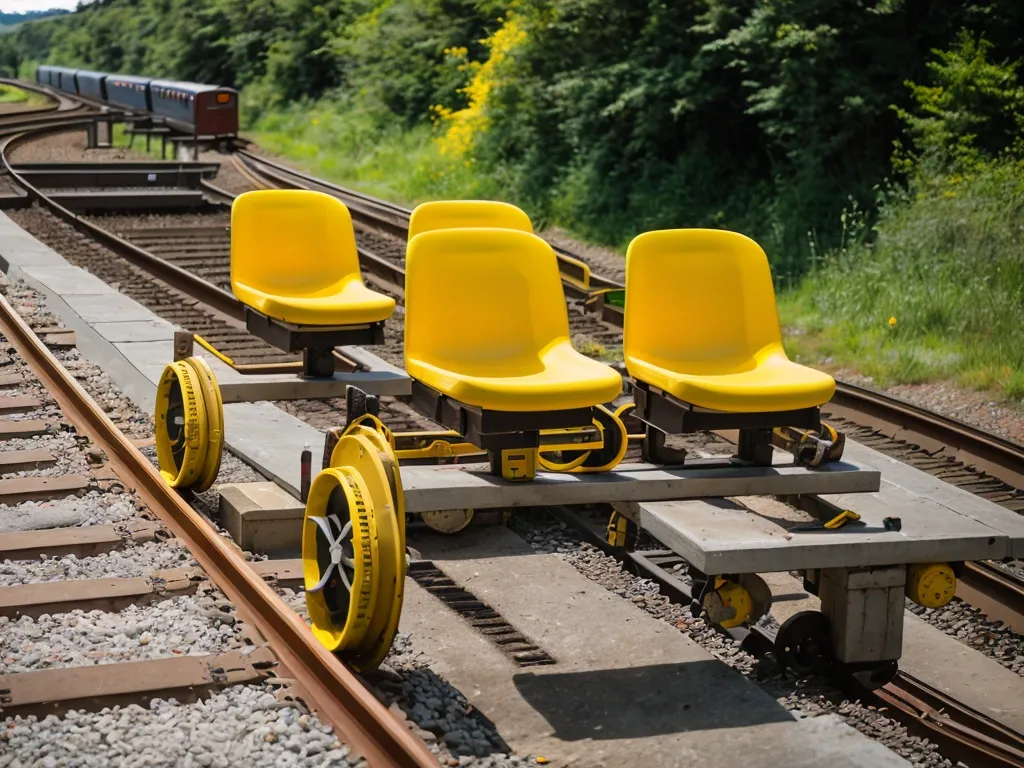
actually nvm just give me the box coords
[0,542,196,587]
[0,685,363,768]
[0,595,244,674]
[0,494,140,534]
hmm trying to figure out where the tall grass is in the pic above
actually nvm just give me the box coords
[0,83,48,106]
[780,160,1024,399]
[246,95,501,206]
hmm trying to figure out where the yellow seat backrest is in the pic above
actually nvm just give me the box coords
[408,200,533,239]
[405,228,568,373]
[230,189,363,299]
[624,229,785,375]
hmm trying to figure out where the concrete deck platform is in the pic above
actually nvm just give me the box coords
[402,527,909,768]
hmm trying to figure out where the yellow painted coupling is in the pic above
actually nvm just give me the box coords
[606,510,632,549]
[498,447,537,481]
[906,563,957,608]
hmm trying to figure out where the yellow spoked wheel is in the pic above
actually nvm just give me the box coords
[537,404,629,474]
[306,432,405,671]
[154,357,223,492]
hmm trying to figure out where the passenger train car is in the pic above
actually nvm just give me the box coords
[34,65,238,139]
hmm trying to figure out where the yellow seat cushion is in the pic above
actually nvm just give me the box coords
[232,279,395,327]
[624,229,835,413]
[409,341,623,412]
[404,227,622,412]
[230,189,395,326]
[628,348,836,413]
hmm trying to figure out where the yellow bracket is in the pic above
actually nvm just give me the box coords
[556,252,592,291]
[824,509,861,530]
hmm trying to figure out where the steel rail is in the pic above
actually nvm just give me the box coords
[956,560,1024,633]
[0,292,436,768]
[828,380,1024,491]
[1,124,245,323]
[876,672,1024,768]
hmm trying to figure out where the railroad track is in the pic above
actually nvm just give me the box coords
[0,276,435,765]
[3,102,1023,767]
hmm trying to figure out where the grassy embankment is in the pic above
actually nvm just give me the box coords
[0,83,51,107]
[248,99,1024,402]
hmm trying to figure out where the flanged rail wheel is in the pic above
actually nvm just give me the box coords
[154,357,224,492]
[308,433,406,671]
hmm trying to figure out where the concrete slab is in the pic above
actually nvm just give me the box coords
[218,481,304,556]
[402,527,908,767]
[64,293,155,323]
[222,402,326,492]
[762,571,1024,735]
[113,339,177,386]
[21,265,114,296]
[93,319,178,344]
[400,460,879,514]
[627,473,1009,574]
[839,441,1024,557]
[186,345,410,400]
[0,246,67,269]
[219,371,411,402]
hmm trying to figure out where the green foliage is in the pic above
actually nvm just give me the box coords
[781,156,1024,398]
[464,0,1024,274]
[247,92,501,204]
[894,31,1024,170]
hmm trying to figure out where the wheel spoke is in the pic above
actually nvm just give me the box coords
[306,515,354,595]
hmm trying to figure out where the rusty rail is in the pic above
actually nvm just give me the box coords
[876,672,1024,768]
[1,125,245,323]
[0,293,435,767]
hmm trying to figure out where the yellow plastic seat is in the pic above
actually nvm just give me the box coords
[408,200,532,239]
[230,190,395,326]
[624,229,835,413]
[405,228,622,412]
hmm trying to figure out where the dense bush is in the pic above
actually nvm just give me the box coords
[5,1,1022,272]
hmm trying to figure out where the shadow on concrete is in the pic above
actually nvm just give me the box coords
[408,526,536,561]
[513,660,794,740]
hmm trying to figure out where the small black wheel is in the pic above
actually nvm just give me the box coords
[775,610,832,676]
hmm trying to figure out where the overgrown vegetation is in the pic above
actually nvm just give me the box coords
[782,33,1024,397]
[1,0,1022,397]
[0,83,49,106]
